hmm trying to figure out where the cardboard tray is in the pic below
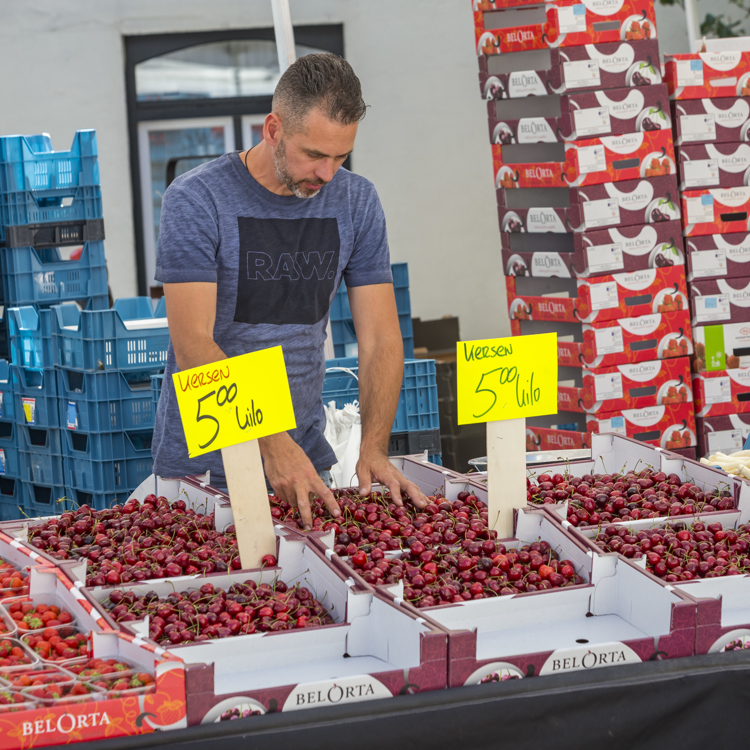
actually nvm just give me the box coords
[672,97,750,146]
[682,186,750,237]
[689,275,750,327]
[677,142,750,191]
[695,413,750,457]
[693,369,750,418]
[665,51,750,101]
[685,232,750,281]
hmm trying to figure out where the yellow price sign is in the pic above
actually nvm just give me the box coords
[172,347,296,458]
[456,333,558,425]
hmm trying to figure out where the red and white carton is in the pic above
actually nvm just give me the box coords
[672,97,750,146]
[588,402,697,451]
[0,630,187,748]
[488,84,670,144]
[525,424,591,450]
[696,413,750,457]
[479,40,662,99]
[376,511,694,684]
[690,276,750,327]
[685,232,750,281]
[475,0,657,56]
[581,310,693,368]
[502,220,685,277]
[83,533,447,723]
[665,51,750,101]
[559,356,692,414]
[506,266,688,324]
[493,129,675,188]
[693,321,750,372]
[693,369,750,417]
[497,174,679,232]
[677,142,750,191]
[681,186,750,237]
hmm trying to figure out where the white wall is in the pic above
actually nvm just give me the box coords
[0,0,703,340]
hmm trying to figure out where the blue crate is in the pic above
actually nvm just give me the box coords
[20,449,64,485]
[18,425,62,455]
[0,131,99,195]
[21,481,74,516]
[64,485,132,512]
[12,366,58,428]
[331,312,414,359]
[151,374,163,412]
[51,297,170,373]
[0,476,24,520]
[57,369,157,433]
[0,421,19,478]
[7,307,55,371]
[61,428,152,462]
[1,242,109,308]
[427,453,442,466]
[323,358,439,433]
[0,311,8,363]
[0,360,15,421]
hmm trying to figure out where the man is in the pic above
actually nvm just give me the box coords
[152,53,427,528]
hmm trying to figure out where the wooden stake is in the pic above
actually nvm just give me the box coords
[486,418,526,538]
[221,439,277,568]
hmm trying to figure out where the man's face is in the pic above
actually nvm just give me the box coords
[272,107,358,198]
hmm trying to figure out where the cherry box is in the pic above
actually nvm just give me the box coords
[474,0,657,56]
[695,413,750,457]
[525,425,591,451]
[685,232,750,281]
[559,355,692,414]
[488,84,671,144]
[493,129,675,189]
[693,321,750,372]
[479,40,662,100]
[677,142,750,191]
[693,369,750,417]
[501,221,685,278]
[84,533,448,722]
[690,276,750,327]
[665,51,750,101]
[681,186,750,237]
[497,174,679,233]
[672,97,750,146]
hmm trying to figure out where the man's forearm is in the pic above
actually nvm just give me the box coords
[358,335,404,455]
[174,339,227,371]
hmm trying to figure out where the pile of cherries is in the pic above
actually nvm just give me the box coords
[27,496,242,587]
[527,469,733,526]
[593,520,750,582]
[103,576,334,645]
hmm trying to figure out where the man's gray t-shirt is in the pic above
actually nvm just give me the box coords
[151,152,392,485]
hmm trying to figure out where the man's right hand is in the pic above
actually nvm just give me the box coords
[259,432,341,530]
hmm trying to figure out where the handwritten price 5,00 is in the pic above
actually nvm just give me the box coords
[473,366,541,419]
[195,383,265,450]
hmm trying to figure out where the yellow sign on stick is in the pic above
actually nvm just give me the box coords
[456,333,558,425]
[172,347,296,458]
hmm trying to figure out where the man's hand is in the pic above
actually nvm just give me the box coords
[356,448,428,509]
[260,433,341,530]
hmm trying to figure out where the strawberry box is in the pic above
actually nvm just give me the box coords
[696,413,750,457]
[588,402,697,451]
[682,187,750,237]
[83,532,447,723]
[672,97,750,146]
[693,369,750,418]
[677,142,750,191]
[581,310,693,368]
[474,0,657,56]
[501,221,685,278]
[506,266,688,324]
[493,130,675,189]
[488,84,671,144]
[690,276,750,327]
[665,51,750,101]
[479,40,662,100]
[685,232,750,281]
[559,356,692,414]
[497,174,679,232]
[0,630,187,748]
[693,321,750,372]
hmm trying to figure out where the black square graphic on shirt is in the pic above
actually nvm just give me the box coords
[234,216,340,326]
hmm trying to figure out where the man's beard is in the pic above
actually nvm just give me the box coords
[273,138,325,199]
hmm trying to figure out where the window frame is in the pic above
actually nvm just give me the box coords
[124,25,345,294]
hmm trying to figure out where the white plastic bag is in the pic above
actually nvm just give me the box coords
[323,400,361,488]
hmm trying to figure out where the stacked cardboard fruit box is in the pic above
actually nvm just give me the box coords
[473,0,696,457]
[665,49,750,457]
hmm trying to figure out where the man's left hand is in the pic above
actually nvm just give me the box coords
[356,449,428,509]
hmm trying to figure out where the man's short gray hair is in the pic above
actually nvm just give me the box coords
[272,53,368,133]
